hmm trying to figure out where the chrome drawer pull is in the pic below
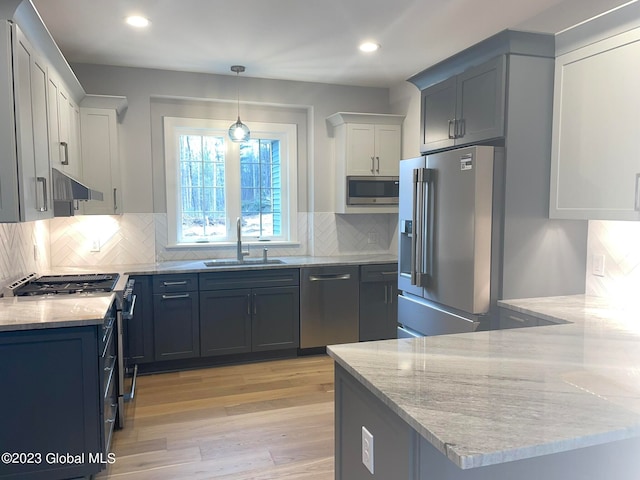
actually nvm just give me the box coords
[162,293,190,300]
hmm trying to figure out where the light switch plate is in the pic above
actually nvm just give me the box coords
[362,426,374,474]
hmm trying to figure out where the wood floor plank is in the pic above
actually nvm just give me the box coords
[96,355,335,479]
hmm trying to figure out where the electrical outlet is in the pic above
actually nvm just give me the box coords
[90,239,101,252]
[362,426,374,474]
[367,231,378,244]
[592,254,605,277]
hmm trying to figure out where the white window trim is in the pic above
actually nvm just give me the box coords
[163,116,298,248]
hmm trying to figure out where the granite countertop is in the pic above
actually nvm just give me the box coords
[73,253,398,276]
[0,293,116,331]
[0,254,397,332]
[328,294,640,470]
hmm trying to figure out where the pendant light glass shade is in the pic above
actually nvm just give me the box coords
[229,117,250,142]
[229,65,250,143]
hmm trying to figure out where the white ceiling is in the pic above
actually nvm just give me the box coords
[32,0,632,88]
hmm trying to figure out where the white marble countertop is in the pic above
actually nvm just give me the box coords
[0,292,116,331]
[0,254,397,332]
[328,294,640,470]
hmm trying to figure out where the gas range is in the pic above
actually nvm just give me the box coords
[7,272,120,297]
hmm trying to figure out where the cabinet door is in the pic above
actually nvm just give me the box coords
[456,55,505,146]
[48,74,82,178]
[346,123,376,175]
[252,286,300,351]
[153,291,199,360]
[420,76,456,152]
[125,276,154,364]
[374,124,401,176]
[80,107,122,214]
[14,26,52,221]
[0,327,102,479]
[199,289,252,356]
[359,281,397,341]
[550,29,640,220]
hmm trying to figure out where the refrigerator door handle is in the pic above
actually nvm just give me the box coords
[422,168,433,287]
[411,169,421,286]
[412,168,432,287]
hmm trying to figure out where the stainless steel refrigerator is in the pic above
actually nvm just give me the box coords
[397,145,504,337]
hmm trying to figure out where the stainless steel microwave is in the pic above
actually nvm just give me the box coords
[346,176,399,205]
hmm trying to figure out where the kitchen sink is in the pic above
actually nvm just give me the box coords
[203,258,286,267]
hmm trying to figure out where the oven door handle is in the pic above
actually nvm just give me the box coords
[123,294,136,320]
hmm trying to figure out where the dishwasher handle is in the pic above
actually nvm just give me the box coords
[308,273,352,282]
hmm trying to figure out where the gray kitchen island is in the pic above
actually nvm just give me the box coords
[328,294,640,479]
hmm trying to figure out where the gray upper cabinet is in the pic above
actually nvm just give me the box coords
[550,27,640,221]
[420,56,505,153]
[0,22,52,222]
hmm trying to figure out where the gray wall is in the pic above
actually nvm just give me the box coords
[72,64,394,215]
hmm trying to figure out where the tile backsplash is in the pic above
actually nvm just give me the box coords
[48,211,398,266]
[2,215,638,304]
[50,214,156,266]
[586,220,640,303]
[0,221,49,286]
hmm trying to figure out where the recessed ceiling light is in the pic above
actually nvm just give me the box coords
[359,41,380,53]
[125,15,150,28]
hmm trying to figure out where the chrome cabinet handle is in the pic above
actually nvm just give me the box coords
[376,156,380,174]
[36,176,48,212]
[161,293,190,300]
[60,141,69,165]
[448,120,455,139]
[163,280,187,286]
[370,156,375,174]
[635,173,640,212]
[113,188,118,212]
[253,293,257,315]
[388,285,394,304]
[457,118,465,138]
[247,294,251,315]
[384,284,388,304]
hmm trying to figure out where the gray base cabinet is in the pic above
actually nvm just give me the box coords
[336,363,640,480]
[359,263,398,341]
[152,274,199,361]
[335,364,415,480]
[0,321,112,479]
[199,269,300,356]
[200,288,252,356]
[124,275,154,364]
[251,286,300,352]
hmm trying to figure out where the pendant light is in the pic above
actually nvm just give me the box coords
[228,65,250,143]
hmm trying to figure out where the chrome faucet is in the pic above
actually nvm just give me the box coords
[236,217,249,262]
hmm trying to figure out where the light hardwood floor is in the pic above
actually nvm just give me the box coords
[97,355,335,479]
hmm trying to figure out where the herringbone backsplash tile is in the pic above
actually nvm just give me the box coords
[0,221,49,287]
[586,220,640,302]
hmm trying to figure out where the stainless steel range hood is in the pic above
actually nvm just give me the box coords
[52,168,104,216]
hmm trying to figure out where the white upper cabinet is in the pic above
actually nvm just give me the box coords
[48,71,83,179]
[327,112,404,213]
[342,123,402,176]
[78,97,127,215]
[0,1,86,222]
[0,22,52,222]
[550,27,640,220]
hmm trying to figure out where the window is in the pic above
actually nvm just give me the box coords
[164,117,297,246]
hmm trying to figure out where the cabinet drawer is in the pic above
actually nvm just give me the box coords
[152,274,198,293]
[199,268,299,291]
[360,263,398,283]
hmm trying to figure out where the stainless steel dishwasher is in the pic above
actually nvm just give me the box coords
[300,265,359,348]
